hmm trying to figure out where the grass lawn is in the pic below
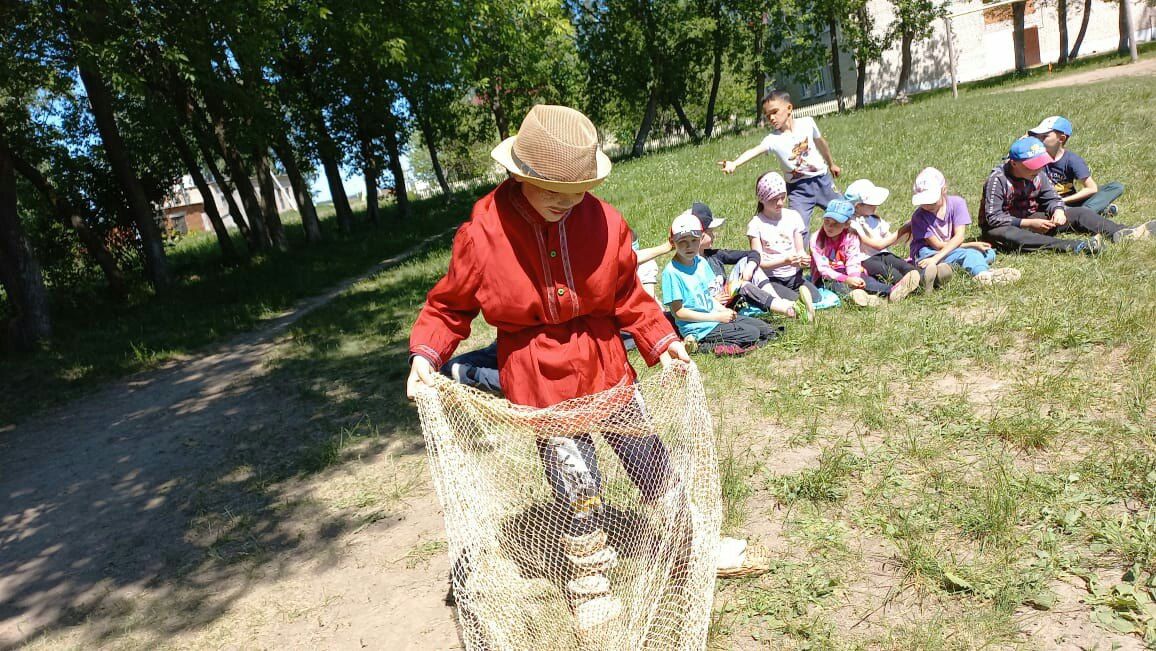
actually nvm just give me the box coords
[266,71,1156,648]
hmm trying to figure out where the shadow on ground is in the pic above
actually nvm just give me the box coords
[0,242,452,648]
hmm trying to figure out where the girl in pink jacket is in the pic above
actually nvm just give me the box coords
[811,200,921,307]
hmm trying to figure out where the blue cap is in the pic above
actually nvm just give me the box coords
[823,199,855,224]
[1008,136,1053,170]
[1028,116,1073,137]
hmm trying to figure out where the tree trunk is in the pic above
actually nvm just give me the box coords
[0,144,52,349]
[383,126,410,221]
[705,1,724,137]
[489,82,510,140]
[670,98,701,142]
[895,31,914,96]
[271,135,322,243]
[200,100,269,249]
[1120,0,1138,60]
[318,137,354,233]
[1069,0,1093,58]
[1118,0,1128,54]
[188,115,251,243]
[170,127,238,262]
[755,17,766,125]
[632,86,660,158]
[254,153,288,250]
[360,132,380,224]
[1057,0,1070,64]
[417,113,451,196]
[1013,2,1027,72]
[3,139,128,298]
[76,59,170,290]
[856,53,868,109]
[828,15,845,111]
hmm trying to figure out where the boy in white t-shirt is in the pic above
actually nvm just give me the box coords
[719,89,842,240]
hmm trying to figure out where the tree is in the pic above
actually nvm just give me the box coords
[889,0,944,96]
[0,143,53,349]
[845,0,890,108]
[1069,0,1093,58]
[1057,0,1070,64]
[1012,1,1028,71]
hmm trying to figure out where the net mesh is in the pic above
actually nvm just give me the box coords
[414,364,721,650]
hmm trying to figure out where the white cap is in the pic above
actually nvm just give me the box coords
[670,211,703,241]
[911,167,947,206]
[844,179,890,206]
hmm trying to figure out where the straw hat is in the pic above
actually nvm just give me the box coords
[491,105,612,193]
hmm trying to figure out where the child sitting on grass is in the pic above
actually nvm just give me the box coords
[688,203,809,321]
[662,212,779,355]
[810,200,921,307]
[747,171,819,316]
[843,178,942,294]
[1028,116,1126,218]
[911,167,1021,286]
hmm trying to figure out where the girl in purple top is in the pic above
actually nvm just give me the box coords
[910,167,1021,286]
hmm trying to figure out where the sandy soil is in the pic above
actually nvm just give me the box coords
[1005,56,1156,91]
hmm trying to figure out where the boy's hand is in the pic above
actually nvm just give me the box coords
[962,241,992,252]
[660,341,693,370]
[1022,218,1055,234]
[406,356,436,401]
[718,160,738,174]
[1051,211,1068,226]
[829,164,842,178]
[846,277,866,289]
[917,257,939,269]
[719,308,738,322]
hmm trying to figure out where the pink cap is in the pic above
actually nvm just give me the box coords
[756,172,787,202]
[911,167,947,206]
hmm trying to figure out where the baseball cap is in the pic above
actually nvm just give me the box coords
[755,172,787,202]
[843,179,890,206]
[911,167,947,206]
[822,199,855,224]
[690,202,725,230]
[1008,136,1053,170]
[670,211,703,241]
[1028,116,1073,137]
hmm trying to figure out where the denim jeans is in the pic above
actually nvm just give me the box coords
[916,246,995,277]
[1072,181,1124,216]
[787,173,841,244]
[824,276,892,297]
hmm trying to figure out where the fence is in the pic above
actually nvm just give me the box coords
[409,99,842,201]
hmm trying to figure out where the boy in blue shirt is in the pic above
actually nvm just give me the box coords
[1028,116,1123,217]
[661,213,777,356]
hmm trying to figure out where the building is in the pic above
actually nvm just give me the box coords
[161,174,299,235]
[783,0,1155,107]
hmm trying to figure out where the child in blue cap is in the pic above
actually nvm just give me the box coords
[1028,116,1125,218]
[979,136,1151,254]
[810,199,922,307]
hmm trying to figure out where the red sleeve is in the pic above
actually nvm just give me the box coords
[612,219,678,365]
[408,224,483,369]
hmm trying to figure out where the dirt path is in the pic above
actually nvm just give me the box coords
[0,231,462,650]
[1004,56,1156,91]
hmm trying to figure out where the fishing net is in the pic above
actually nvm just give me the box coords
[414,363,722,650]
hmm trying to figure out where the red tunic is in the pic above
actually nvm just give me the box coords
[409,180,679,408]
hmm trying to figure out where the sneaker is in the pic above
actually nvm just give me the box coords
[797,285,816,323]
[849,289,885,307]
[990,267,1022,282]
[888,270,922,302]
[1074,234,1103,255]
[683,335,698,354]
[1112,221,1155,243]
[975,268,1020,286]
[1106,203,1119,217]
[921,264,937,295]
[935,263,954,287]
[711,343,746,357]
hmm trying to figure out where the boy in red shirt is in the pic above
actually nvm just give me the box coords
[406,105,691,627]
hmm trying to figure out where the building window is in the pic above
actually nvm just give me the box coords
[799,66,833,100]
